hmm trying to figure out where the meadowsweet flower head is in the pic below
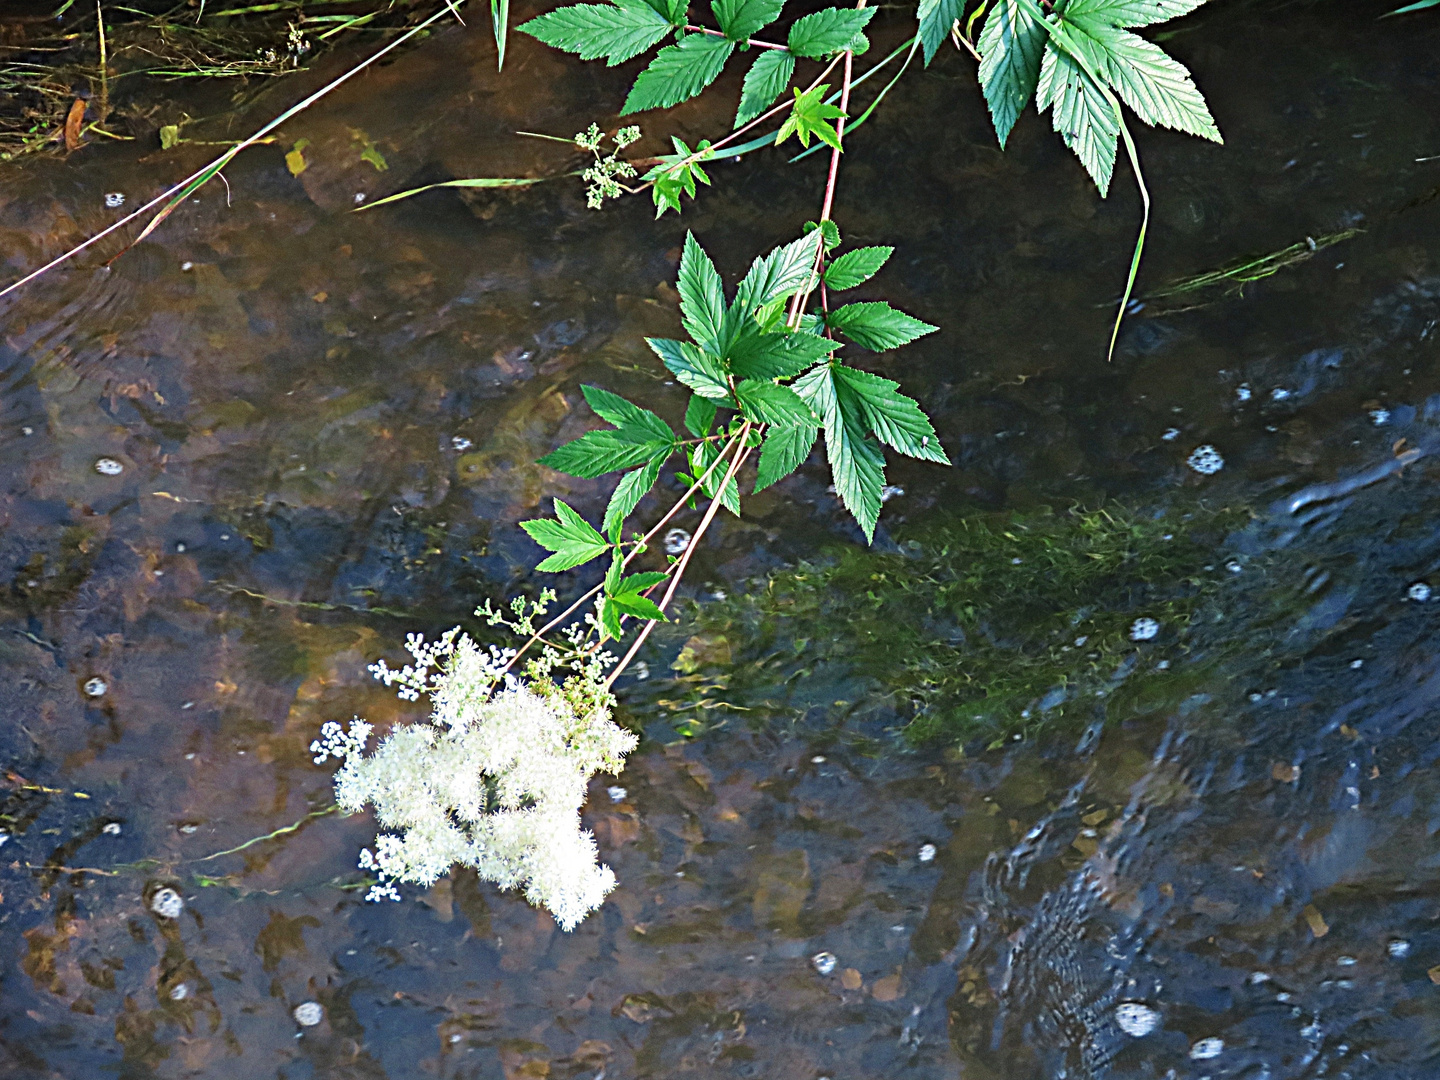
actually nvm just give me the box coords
[320,607,636,931]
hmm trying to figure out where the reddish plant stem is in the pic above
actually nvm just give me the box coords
[684,24,789,50]
[605,423,754,690]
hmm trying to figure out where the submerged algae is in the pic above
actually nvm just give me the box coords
[689,503,1253,746]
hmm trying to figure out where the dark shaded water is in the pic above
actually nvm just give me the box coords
[3,2,1440,1076]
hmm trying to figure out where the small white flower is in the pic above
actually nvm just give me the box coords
[150,888,184,919]
[811,951,837,976]
[293,1001,324,1026]
[1189,1037,1224,1060]
[918,843,937,863]
[1115,1002,1159,1037]
[95,457,124,476]
[1186,444,1224,475]
[1129,618,1160,642]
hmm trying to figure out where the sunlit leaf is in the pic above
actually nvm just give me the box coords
[823,245,892,290]
[678,233,726,351]
[1069,18,1220,141]
[916,0,963,65]
[603,456,665,534]
[826,301,938,351]
[712,0,784,41]
[735,49,795,127]
[794,364,885,541]
[518,0,672,65]
[647,337,732,397]
[977,0,1045,147]
[786,7,876,57]
[832,365,949,463]
[623,33,735,114]
[521,498,612,570]
[753,423,817,491]
[1035,38,1119,195]
[581,384,676,442]
[685,394,718,437]
[735,379,817,426]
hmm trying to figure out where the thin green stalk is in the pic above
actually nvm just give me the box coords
[492,0,509,68]
[193,806,338,862]
[354,173,569,212]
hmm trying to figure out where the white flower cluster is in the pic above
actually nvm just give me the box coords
[320,628,636,931]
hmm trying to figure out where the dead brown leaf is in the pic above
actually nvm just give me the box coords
[871,974,901,1002]
[64,98,85,152]
[840,968,862,991]
[1303,904,1329,938]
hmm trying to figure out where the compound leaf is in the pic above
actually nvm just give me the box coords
[521,498,611,570]
[793,364,885,541]
[832,365,949,463]
[685,394,718,437]
[1036,38,1118,195]
[540,429,674,478]
[1062,0,1210,27]
[581,384,676,442]
[726,326,837,379]
[1071,18,1220,141]
[623,33,735,114]
[734,229,823,313]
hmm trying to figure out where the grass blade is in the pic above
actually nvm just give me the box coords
[493,0,509,68]
[354,173,570,212]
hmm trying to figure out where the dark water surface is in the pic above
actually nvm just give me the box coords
[4,3,1440,1077]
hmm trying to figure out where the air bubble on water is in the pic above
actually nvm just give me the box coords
[1371,408,1391,425]
[181,261,194,272]
[811,952,837,976]
[811,755,825,764]
[633,661,649,681]
[1337,955,1357,966]
[1408,582,1431,602]
[606,786,627,803]
[105,192,125,208]
[150,887,184,919]
[449,1032,463,1044]
[84,677,108,697]
[1236,384,1252,401]
[1388,940,1411,958]
[21,426,32,436]
[1189,1037,1224,1060]
[0,832,9,847]
[103,822,121,836]
[1226,560,1243,574]
[1249,692,1263,702]
[95,457,124,476]
[293,1001,324,1026]
[1074,636,1088,647]
[1186,445,1225,475]
[353,192,366,205]
[1350,659,1363,669]
[880,485,904,503]
[1271,388,1292,401]
[1248,971,1271,984]
[1129,618,1160,642]
[169,983,189,1001]
[663,528,690,555]
[1115,1002,1160,1037]
[1162,427,1180,441]
[918,843,937,863]
[1155,660,1170,670]
[450,436,472,451]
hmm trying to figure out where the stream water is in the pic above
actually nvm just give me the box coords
[3,3,1440,1077]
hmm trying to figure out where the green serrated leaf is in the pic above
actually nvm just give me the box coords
[690,441,741,514]
[916,0,964,65]
[521,498,611,570]
[803,219,842,252]
[603,456,665,535]
[518,0,671,65]
[827,301,938,351]
[618,571,668,592]
[726,326,838,379]
[733,230,823,314]
[794,364,884,542]
[1061,0,1210,28]
[599,596,624,640]
[539,429,675,478]
[823,245,892,290]
[775,83,846,150]
[977,0,1046,147]
[832,365,949,463]
[641,0,689,23]
[581,384,676,441]
[1036,38,1119,194]
[678,233,726,352]
[647,337,732,398]
[753,422,817,491]
[735,379,817,426]
[1068,18,1220,141]
[607,591,668,620]
[685,394,718,437]
[712,0,784,40]
[735,48,795,127]
[622,33,735,114]
[604,550,624,594]
[786,6,876,57]
[643,137,715,216]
